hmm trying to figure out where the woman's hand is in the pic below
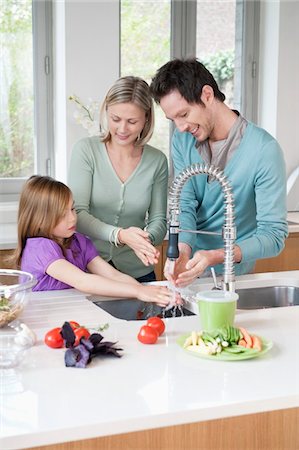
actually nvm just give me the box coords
[137,285,183,308]
[118,227,160,266]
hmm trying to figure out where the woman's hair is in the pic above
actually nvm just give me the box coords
[150,57,226,105]
[12,175,73,268]
[99,76,155,147]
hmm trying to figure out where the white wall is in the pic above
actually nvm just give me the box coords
[276,1,299,176]
[54,0,119,182]
[258,0,299,177]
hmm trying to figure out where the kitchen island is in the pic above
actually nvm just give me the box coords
[0,272,299,450]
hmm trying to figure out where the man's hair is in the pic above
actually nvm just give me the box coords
[150,58,225,105]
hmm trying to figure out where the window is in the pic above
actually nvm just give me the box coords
[120,0,171,156]
[0,0,53,201]
[195,0,259,120]
[196,0,237,108]
[121,0,259,161]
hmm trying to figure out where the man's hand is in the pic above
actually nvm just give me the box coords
[163,243,242,287]
[163,243,191,285]
[175,250,210,287]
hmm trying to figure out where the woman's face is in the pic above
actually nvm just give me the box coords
[107,102,146,146]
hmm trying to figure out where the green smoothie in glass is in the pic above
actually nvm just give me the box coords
[196,290,239,332]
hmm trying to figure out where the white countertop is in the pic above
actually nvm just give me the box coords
[1,271,299,450]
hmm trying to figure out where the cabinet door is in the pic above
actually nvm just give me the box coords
[254,233,299,273]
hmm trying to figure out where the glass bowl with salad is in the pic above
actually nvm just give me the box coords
[0,269,36,328]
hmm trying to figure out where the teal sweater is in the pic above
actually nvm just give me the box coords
[172,122,288,275]
[68,137,168,278]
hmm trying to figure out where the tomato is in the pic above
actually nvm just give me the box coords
[44,327,64,348]
[146,316,165,336]
[69,321,80,330]
[137,325,158,344]
[74,327,90,346]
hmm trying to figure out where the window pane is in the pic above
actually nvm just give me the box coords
[0,0,34,178]
[120,0,171,157]
[196,0,240,109]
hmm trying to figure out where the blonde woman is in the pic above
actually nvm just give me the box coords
[68,76,168,282]
[12,175,175,307]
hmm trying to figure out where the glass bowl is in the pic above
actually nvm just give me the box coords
[0,269,36,328]
[0,328,30,369]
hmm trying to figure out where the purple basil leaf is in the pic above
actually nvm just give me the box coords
[64,345,91,368]
[65,348,80,367]
[91,340,123,358]
[81,337,94,351]
[89,333,104,346]
[61,322,76,348]
[74,344,91,368]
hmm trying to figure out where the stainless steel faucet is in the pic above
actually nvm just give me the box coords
[167,163,236,292]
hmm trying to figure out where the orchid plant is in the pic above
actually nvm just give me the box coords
[69,94,100,136]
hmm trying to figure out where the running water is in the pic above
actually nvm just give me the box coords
[162,260,185,318]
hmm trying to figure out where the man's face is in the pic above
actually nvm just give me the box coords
[159,89,214,142]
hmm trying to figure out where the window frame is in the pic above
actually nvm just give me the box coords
[171,0,259,120]
[168,0,260,175]
[0,0,54,202]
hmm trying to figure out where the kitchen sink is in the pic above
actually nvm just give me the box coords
[88,273,299,317]
[236,286,299,309]
[180,272,299,313]
[89,297,195,320]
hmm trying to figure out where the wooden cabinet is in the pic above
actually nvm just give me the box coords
[23,407,299,450]
[254,232,299,273]
[154,232,299,281]
[154,241,168,281]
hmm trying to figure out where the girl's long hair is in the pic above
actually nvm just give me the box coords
[99,76,155,147]
[12,175,73,268]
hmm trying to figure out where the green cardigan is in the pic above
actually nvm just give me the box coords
[68,136,168,278]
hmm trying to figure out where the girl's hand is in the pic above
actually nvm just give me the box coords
[137,285,183,308]
[118,227,159,266]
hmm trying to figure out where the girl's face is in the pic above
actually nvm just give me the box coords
[107,102,146,146]
[52,197,77,241]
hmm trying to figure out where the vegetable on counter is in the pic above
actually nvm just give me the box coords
[44,327,64,349]
[137,317,166,345]
[183,325,264,356]
[44,321,122,368]
[138,325,159,344]
[146,316,165,336]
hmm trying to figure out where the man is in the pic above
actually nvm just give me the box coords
[150,58,288,287]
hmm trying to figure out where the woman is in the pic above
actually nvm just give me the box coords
[68,76,168,282]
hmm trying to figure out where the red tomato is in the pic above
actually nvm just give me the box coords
[74,327,90,346]
[137,325,158,344]
[44,327,64,348]
[146,317,165,336]
[69,321,80,330]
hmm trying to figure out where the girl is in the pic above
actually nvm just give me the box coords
[13,175,175,307]
[68,76,168,283]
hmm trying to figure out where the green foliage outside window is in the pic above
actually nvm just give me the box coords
[201,49,235,105]
[0,0,34,178]
[121,0,171,156]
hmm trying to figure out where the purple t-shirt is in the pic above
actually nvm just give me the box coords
[21,233,99,291]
